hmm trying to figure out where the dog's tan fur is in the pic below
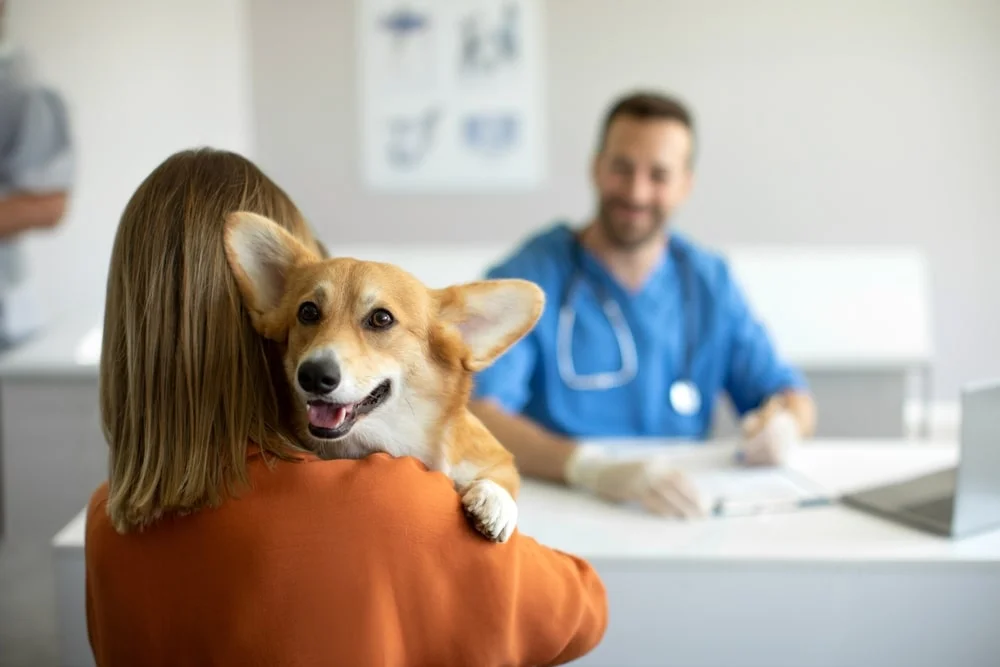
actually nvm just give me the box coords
[223,211,543,542]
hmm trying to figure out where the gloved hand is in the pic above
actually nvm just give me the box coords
[737,397,801,467]
[563,445,707,519]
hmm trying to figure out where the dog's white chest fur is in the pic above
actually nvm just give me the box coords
[342,398,437,464]
[337,399,518,542]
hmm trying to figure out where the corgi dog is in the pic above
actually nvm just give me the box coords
[222,211,544,543]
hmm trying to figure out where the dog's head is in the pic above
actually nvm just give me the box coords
[223,211,544,456]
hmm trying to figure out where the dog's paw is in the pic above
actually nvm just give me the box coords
[461,479,517,543]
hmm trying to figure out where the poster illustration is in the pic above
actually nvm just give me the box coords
[357,0,546,191]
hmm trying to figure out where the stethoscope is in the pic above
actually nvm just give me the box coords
[555,236,702,417]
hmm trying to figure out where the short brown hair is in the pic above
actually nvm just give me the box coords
[597,90,696,163]
[99,148,323,533]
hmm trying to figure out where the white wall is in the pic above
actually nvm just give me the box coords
[5,1,998,402]
[248,0,1000,400]
[6,0,255,325]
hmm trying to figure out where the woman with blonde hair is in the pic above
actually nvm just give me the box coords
[84,148,607,666]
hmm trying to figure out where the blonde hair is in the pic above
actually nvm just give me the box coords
[99,148,322,533]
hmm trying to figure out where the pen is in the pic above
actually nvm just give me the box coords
[712,495,833,517]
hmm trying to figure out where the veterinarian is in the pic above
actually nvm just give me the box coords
[0,1,74,351]
[470,90,816,519]
[84,148,607,666]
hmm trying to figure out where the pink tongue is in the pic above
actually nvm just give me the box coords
[307,404,349,429]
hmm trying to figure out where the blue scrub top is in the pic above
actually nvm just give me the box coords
[471,223,807,440]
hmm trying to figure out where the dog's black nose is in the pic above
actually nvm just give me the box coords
[297,359,341,394]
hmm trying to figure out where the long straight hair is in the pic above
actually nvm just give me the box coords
[99,148,322,533]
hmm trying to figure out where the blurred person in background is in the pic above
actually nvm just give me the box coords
[0,0,74,351]
[470,90,816,519]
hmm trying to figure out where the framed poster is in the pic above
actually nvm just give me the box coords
[357,0,546,191]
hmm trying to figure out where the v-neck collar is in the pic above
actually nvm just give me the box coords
[560,223,677,306]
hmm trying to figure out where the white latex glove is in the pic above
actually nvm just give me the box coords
[737,405,801,467]
[563,445,707,519]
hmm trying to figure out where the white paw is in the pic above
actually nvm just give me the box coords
[461,479,517,543]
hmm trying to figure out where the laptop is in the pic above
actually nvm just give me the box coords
[842,378,1000,539]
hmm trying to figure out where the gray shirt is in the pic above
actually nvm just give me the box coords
[0,44,74,343]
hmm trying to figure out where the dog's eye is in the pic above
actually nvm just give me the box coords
[366,308,394,329]
[298,302,321,324]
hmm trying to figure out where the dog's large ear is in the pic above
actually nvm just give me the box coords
[223,211,319,339]
[436,279,545,372]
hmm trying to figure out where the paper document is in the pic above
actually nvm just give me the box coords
[686,466,834,517]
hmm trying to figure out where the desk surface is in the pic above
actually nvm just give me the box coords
[517,440,1000,563]
[53,439,1000,564]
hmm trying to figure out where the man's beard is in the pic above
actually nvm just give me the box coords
[596,197,668,250]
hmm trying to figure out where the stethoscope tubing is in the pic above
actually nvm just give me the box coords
[556,234,699,405]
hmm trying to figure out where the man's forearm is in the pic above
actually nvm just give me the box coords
[0,191,68,239]
[469,398,578,483]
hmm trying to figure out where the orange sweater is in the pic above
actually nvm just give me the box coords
[85,450,608,667]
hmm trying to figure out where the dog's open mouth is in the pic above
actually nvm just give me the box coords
[305,380,392,439]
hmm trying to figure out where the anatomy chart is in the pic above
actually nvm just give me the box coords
[358,0,545,191]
